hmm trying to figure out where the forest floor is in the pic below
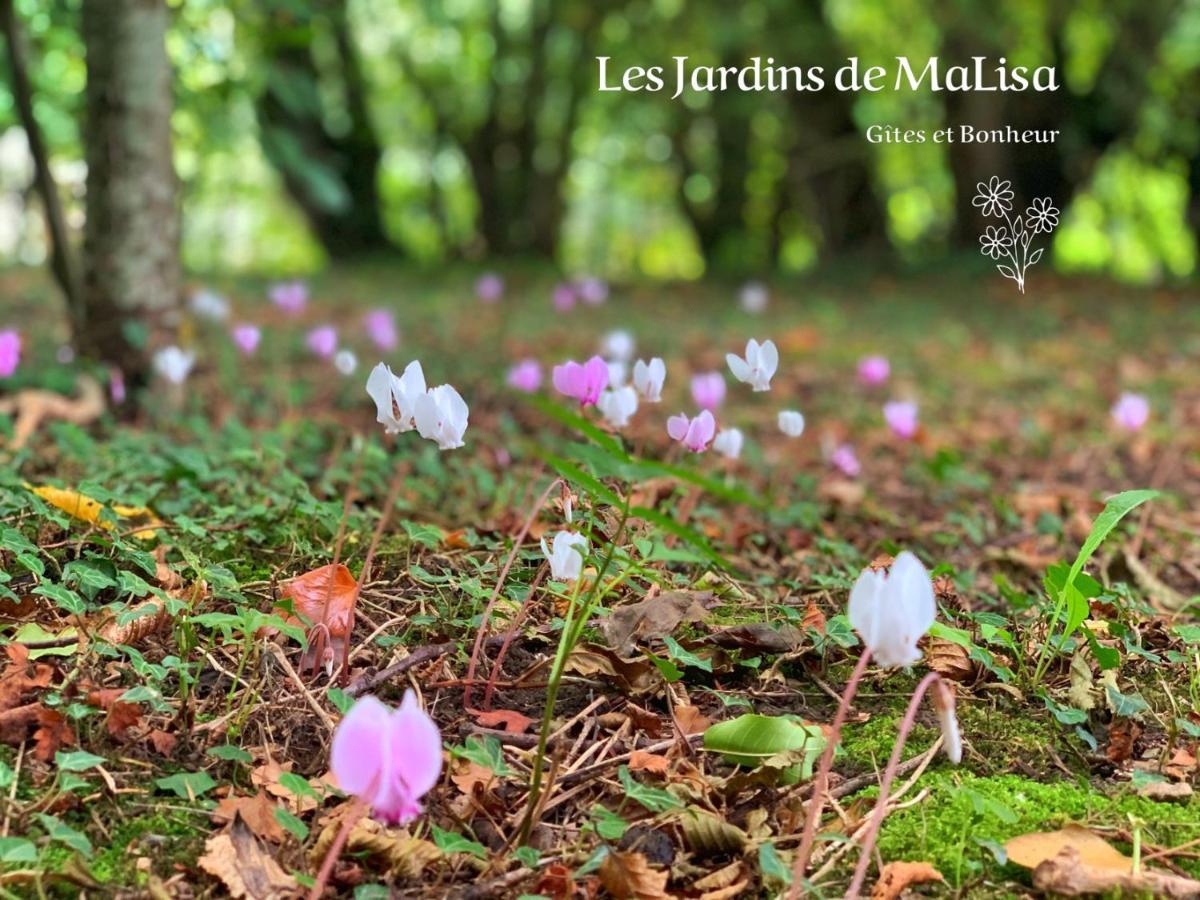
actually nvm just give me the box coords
[1,265,1200,899]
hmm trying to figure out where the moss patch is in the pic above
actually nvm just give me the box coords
[870,772,1200,890]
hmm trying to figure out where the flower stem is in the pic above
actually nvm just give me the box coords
[308,795,367,899]
[845,672,941,898]
[787,648,872,897]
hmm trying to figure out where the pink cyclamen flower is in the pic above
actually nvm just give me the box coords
[831,444,861,477]
[307,325,337,359]
[858,355,890,386]
[109,368,126,405]
[552,283,576,312]
[883,401,918,440]
[476,273,504,303]
[1111,392,1149,432]
[667,410,716,452]
[0,330,20,377]
[552,356,609,406]
[577,277,608,306]
[231,324,261,356]
[364,309,398,351]
[330,692,442,825]
[507,359,542,393]
[691,372,726,410]
[269,280,308,314]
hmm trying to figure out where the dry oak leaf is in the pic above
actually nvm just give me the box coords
[0,375,104,451]
[270,564,358,672]
[147,729,177,756]
[599,591,717,656]
[673,705,713,735]
[473,708,535,734]
[924,637,972,682]
[534,862,576,900]
[1105,717,1142,764]
[309,815,440,880]
[33,706,75,761]
[199,813,298,899]
[252,759,320,813]
[871,861,945,900]
[599,850,671,900]
[450,759,498,796]
[212,792,287,843]
[1032,845,1200,898]
[1005,824,1132,874]
[628,750,670,776]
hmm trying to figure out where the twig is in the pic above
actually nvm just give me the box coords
[345,642,454,697]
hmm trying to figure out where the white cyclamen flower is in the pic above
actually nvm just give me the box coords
[606,359,628,389]
[931,678,962,764]
[414,384,469,450]
[712,427,744,460]
[541,531,588,582]
[739,281,768,314]
[632,358,665,402]
[847,551,936,668]
[366,361,426,434]
[189,289,230,322]
[601,329,635,362]
[153,346,195,385]
[334,349,358,376]
[777,410,805,437]
[598,385,638,429]
[726,338,778,392]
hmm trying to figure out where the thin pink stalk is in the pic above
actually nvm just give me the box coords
[464,476,561,709]
[845,672,941,899]
[482,562,548,709]
[788,649,872,897]
[308,795,367,899]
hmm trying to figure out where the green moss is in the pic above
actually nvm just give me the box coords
[840,710,937,770]
[871,772,1200,889]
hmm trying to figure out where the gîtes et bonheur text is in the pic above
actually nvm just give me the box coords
[597,56,1059,98]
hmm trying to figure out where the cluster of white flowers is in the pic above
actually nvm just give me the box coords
[366,361,468,451]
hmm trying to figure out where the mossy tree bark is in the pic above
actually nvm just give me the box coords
[80,0,181,377]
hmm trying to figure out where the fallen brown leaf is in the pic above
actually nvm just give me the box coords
[925,638,972,681]
[1033,845,1200,898]
[1005,824,1132,873]
[629,750,670,775]
[271,564,358,672]
[871,861,944,899]
[147,729,177,756]
[599,850,670,900]
[0,376,104,451]
[198,813,298,899]
[600,591,717,656]
[673,705,713,735]
[213,793,287,843]
[473,708,535,734]
[309,814,441,880]
[33,706,75,761]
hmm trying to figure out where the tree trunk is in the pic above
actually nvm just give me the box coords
[0,0,83,331]
[80,0,180,374]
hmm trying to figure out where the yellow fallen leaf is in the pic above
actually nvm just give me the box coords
[1005,824,1132,873]
[25,484,163,541]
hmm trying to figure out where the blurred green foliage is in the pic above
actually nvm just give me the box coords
[0,0,1197,281]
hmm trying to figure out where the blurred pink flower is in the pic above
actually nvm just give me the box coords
[667,410,716,452]
[857,355,890,386]
[476,273,504,303]
[552,356,609,406]
[269,280,308,314]
[307,325,338,359]
[507,359,543,393]
[552,283,576,312]
[109,367,126,405]
[0,330,20,377]
[330,693,442,825]
[883,401,918,440]
[1111,392,1149,432]
[231,324,261,356]
[364,309,398,351]
[578,277,608,306]
[831,444,861,477]
[690,372,726,410]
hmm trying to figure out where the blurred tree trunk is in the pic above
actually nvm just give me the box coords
[0,0,82,331]
[255,1,389,257]
[80,0,180,374]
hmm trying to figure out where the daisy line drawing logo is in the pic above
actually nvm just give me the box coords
[973,175,1058,293]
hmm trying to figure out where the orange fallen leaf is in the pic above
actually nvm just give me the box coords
[629,750,670,775]
[474,708,535,734]
[33,707,75,761]
[599,849,670,900]
[674,705,713,735]
[272,564,358,672]
[1005,824,1132,873]
[147,729,177,756]
[871,861,944,899]
[212,792,286,843]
